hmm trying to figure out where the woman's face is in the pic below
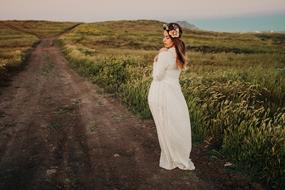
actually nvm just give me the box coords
[163,30,174,48]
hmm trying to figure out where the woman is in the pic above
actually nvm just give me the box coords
[147,23,195,170]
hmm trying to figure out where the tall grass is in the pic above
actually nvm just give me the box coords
[2,20,80,38]
[0,23,38,81]
[0,20,79,81]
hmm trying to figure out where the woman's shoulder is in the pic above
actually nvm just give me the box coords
[157,48,176,66]
[158,51,172,61]
[159,47,175,57]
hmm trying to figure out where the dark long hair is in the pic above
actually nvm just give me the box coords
[164,23,187,70]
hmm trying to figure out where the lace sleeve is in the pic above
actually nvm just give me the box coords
[152,51,171,81]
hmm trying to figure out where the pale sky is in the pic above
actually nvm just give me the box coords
[1,0,285,22]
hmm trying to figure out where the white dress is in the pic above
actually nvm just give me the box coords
[147,47,195,170]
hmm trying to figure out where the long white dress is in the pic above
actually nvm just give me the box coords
[147,47,195,170]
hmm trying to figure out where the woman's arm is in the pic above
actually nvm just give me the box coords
[153,51,171,81]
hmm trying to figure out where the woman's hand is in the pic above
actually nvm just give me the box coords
[154,55,158,62]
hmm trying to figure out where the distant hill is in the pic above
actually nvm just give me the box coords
[176,21,199,30]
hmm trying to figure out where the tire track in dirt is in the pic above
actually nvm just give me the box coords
[0,38,93,190]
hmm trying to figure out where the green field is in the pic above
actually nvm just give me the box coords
[57,20,285,189]
[0,20,79,81]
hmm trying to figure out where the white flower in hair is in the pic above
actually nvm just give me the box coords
[168,28,180,38]
[163,23,180,38]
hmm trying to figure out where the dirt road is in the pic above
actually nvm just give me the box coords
[0,35,265,190]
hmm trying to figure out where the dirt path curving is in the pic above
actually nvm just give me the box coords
[0,35,265,190]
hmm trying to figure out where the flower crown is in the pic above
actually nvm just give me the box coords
[163,23,180,38]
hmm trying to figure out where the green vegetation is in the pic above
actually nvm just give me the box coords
[1,20,79,38]
[0,22,38,82]
[58,20,285,189]
[0,20,79,82]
